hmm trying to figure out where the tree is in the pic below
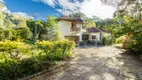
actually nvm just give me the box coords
[11,27,31,41]
[27,20,43,43]
[85,19,96,28]
[92,16,102,22]
[40,16,60,41]
[0,12,5,28]
[101,0,142,53]
[3,19,13,29]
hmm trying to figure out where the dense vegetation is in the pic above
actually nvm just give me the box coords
[100,0,142,54]
[0,3,75,80]
[0,0,142,79]
[0,40,75,80]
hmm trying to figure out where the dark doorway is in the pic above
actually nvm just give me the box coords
[82,34,89,41]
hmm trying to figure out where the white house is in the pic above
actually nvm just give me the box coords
[57,16,111,44]
[57,16,83,43]
[85,27,111,41]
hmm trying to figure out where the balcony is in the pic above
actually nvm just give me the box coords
[70,27,80,32]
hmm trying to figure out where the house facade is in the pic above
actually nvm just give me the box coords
[57,16,111,44]
[57,16,83,43]
[86,27,111,41]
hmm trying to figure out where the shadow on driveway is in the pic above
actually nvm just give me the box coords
[31,44,142,80]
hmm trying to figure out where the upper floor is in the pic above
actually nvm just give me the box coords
[57,16,83,32]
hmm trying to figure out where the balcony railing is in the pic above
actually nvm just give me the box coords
[71,27,80,32]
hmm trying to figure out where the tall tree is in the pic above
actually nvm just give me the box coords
[85,19,96,28]
[40,16,60,40]
[27,20,43,43]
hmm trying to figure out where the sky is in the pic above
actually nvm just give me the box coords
[0,0,117,20]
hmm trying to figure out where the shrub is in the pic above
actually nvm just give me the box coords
[123,34,142,54]
[0,29,5,41]
[0,40,75,80]
[115,37,122,43]
[97,41,102,45]
[109,37,116,44]
[115,35,126,44]
[4,29,12,40]
[79,41,86,46]
[12,27,31,41]
[86,40,96,45]
[0,28,12,41]
[101,37,109,45]
[0,41,30,59]
[36,39,75,60]
[0,58,52,80]
[55,40,75,57]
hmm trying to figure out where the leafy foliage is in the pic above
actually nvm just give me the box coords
[12,27,31,40]
[101,0,142,54]
[0,3,74,80]
[39,16,60,41]
[36,39,76,60]
[27,16,60,42]
[0,41,30,59]
[0,40,75,80]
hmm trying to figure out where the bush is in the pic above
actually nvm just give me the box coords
[133,34,142,54]
[0,58,52,80]
[101,37,109,45]
[36,39,76,60]
[123,34,142,54]
[115,37,121,44]
[115,35,126,44]
[0,41,30,59]
[110,37,116,44]
[0,40,75,80]
[0,29,5,41]
[79,41,86,46]
[12,27,31,41]
[0,29,12,41]
[86,40,96,45]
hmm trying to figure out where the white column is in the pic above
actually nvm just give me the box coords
[79,26,82,41]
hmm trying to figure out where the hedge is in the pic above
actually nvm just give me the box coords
[0,40,75,80]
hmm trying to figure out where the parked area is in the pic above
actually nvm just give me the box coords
[31,44,142,80]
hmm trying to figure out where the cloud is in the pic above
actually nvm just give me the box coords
[12,12,34,19]
[0,0,5,3]
[33,0,56,7]
[33,0,117,19]
[80,0,116,19]
[0,2,34,19]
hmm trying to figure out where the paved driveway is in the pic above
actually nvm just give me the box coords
[31,44,142,80]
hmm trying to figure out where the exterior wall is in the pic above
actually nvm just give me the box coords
[89,33,101,41]
[76,23,82,28]
[88,32,111,41]
[58,20,72,38]
[76,23,83,41]
[58,20,83,43]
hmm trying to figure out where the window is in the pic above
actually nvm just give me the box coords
[92,35,96,39]
[71,22,76,31]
